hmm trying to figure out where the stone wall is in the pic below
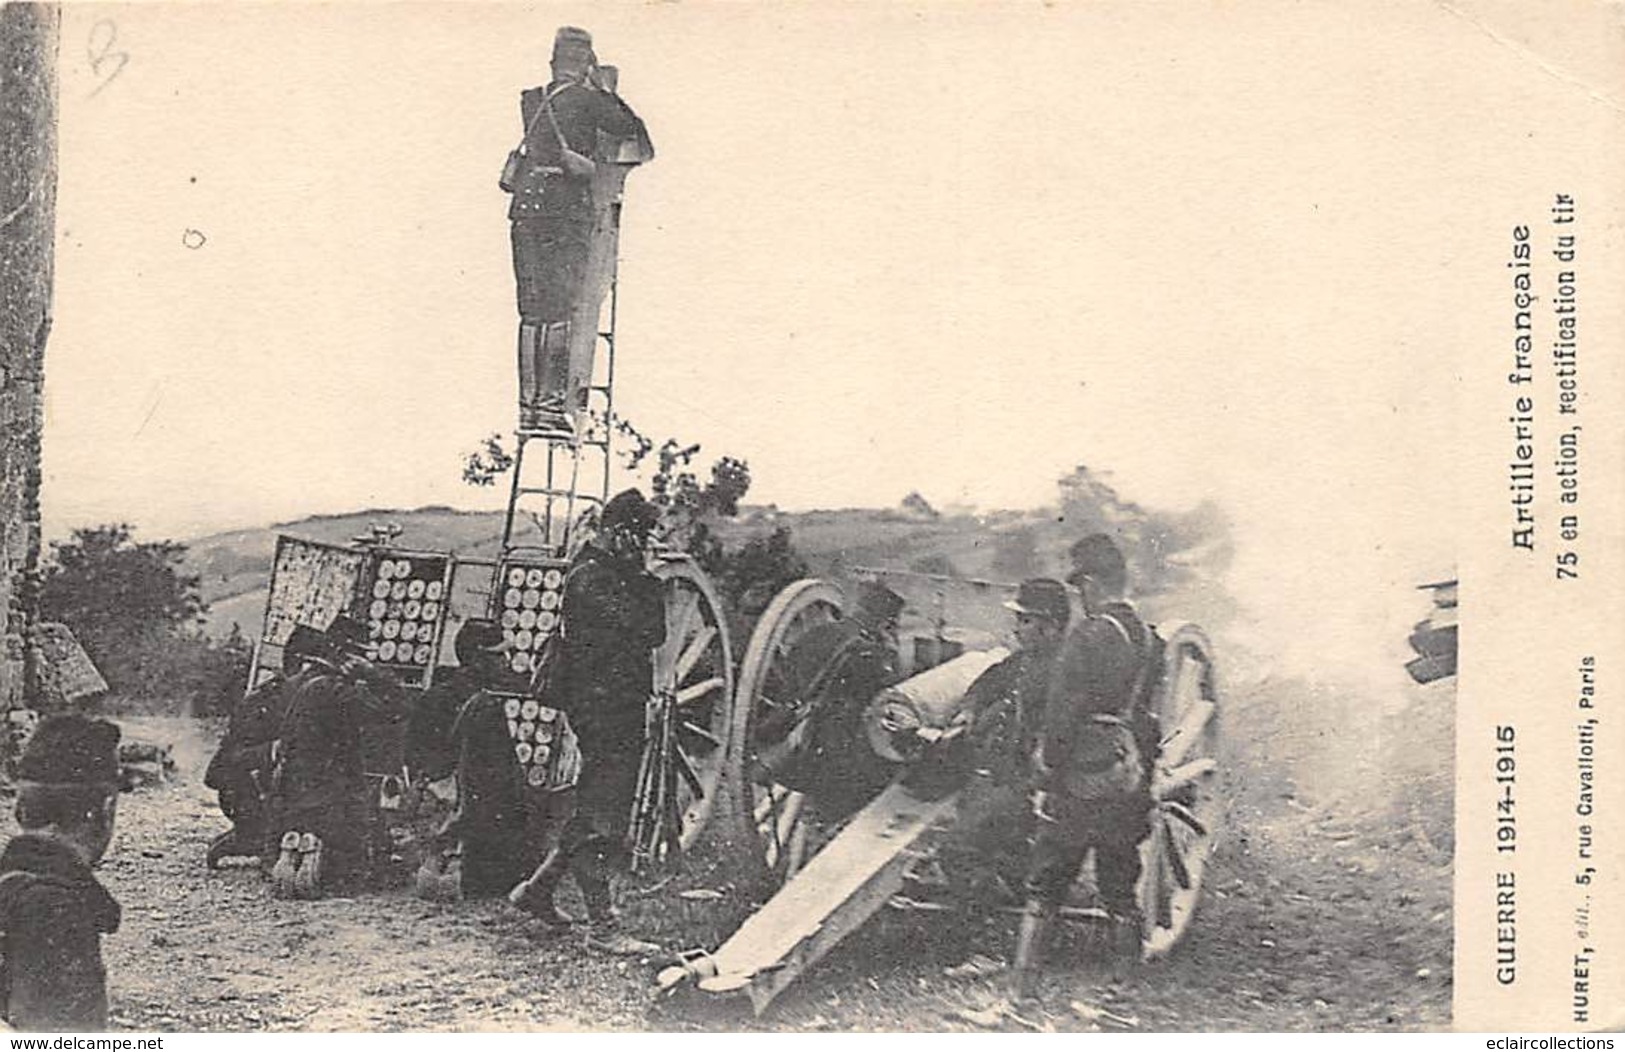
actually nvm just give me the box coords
[0,3,59,717]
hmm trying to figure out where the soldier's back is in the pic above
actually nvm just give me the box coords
[0,834,119,1031]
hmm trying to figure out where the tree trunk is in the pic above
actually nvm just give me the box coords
[0,1,59,723]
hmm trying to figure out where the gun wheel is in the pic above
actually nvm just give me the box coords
[629,556,735,870]
[724,579,847,890]
[1136,622,1223,958]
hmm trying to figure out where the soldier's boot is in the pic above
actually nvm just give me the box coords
[270,831,301,898]
[1009,898,1055,1005]
[206,829,240,870]
[516,322,542,431]
[525,322,575,441]
[508,847,574,927]
[580,873,659,957]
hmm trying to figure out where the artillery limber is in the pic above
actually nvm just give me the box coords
[660,568,1225,1014]
[242,525,738,879]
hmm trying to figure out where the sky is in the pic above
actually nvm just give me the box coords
[40,1,1624,690]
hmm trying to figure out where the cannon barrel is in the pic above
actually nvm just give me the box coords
[659,646,1007,1013]
[864,647,1008,762]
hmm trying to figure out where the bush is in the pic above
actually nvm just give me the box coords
[39,525,251,715]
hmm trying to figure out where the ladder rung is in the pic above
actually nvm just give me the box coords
[515,487,605,504]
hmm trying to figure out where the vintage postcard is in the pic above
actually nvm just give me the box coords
[0,0,1619,1034]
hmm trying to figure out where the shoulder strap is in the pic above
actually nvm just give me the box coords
[1095,610,1136,649]
[537,82,583,154]
[519,82,577,154]
[541,87,573,154]
[1095,608,1153,720]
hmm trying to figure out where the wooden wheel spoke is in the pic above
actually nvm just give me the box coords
[1160,700,1215,767]
[1140,829,1164,929]
[670,590,700,638]
[754,783,788,824]
[734,581,847,887]
[1160,820,1193,890]
[672,744,705,799]
[675,624,717,682]
[677,675,725,706]
[1161,799,1208,837]
[678,719,724,749]
[1157,756,1218,794]
[775,792,805,852]
[1153,846,1175,929]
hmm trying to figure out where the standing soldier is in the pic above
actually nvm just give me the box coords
[1012,534,1156,1000]
[504,26,651,439]
[520,488,665,954]
[0,715,124,1031]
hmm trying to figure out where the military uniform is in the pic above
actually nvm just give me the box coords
[0,836,121,1031]
[508,80,646,322]
[406,665,481,787]
[1029,601,1154,914]
[269,653,402,889]
[203,674,290,866]
[920,649,1052,876]
[768,614,900,823]
[550,541,666,852]
[439,688,531,896]
[504,27,652,436]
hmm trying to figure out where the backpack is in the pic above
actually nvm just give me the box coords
[1098,607,1166,769]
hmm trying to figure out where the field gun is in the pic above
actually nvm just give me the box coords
[660,570,1225,1015]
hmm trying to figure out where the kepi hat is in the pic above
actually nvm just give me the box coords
[855,580,906,624]
[552,25,595,61]
[1002,577,1070,625]
[19,713,122,790]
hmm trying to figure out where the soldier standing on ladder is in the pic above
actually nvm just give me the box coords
[503,26,651,440]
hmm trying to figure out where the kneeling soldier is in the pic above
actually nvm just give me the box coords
[268,617,403,898]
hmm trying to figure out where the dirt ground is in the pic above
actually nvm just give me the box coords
[14,652,1454,1034]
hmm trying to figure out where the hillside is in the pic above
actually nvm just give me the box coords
[187,502,1189,641]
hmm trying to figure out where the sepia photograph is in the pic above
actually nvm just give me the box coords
[1,0,1620,1034]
